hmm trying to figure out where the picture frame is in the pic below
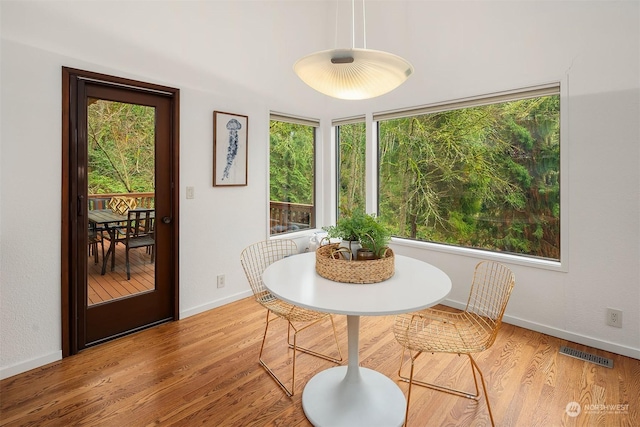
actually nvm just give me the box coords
[213,110,248,186]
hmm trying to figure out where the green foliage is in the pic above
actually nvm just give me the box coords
[506,160,532,189]
[269,95,560,261]
[269,121,314,204]
[338,123,366,216]
[376,95,561,260]
[323,212,362,241]
[88,100,155,194]
[323,210,391,258]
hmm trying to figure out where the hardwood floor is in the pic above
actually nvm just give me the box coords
[1,297,638,426]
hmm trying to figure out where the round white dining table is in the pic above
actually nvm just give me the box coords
[262,251,452,427]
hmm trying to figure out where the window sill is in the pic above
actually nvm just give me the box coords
[390,237,567,272]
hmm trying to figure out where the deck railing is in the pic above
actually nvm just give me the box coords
[89,195,311,235]
[270,201,314,235]
[88,192,155,210]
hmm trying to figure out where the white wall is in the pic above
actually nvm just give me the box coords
[1,1,638,379]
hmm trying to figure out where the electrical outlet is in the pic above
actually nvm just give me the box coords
[606,308,622,328]
[217,274,225,288]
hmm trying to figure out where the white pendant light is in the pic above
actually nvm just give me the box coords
[293,0,413,100]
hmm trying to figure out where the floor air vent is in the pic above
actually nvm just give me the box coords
[559,346,613,368]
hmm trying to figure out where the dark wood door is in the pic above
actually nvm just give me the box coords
[62,68,179,352]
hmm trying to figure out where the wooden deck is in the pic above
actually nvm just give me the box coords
[87,239,154,306]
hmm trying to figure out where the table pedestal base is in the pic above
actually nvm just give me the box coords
[301,366,406,427]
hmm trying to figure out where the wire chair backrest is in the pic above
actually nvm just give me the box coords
[464,261,515,337]
[240,239,298,303]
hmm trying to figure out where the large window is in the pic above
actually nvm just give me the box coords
[269,113,317,235]
[335,117,366,219]
[376,85,561,260]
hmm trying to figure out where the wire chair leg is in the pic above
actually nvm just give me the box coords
[328,314,343,362]
[291,328,298,396]
[398,354,481,400]
[469,354,495,427]
[286,316,343,364]
[258,310,295,396]
[259,311,343,397]
[403,350,419,427]
[258,310,271,362]
[397,350,495,427]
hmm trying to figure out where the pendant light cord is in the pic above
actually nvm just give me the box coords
[334,0,339,49]
[344,0,367,50]
[351,0,355,49]
[362,0,366,49]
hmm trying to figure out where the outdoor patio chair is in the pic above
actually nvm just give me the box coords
[88,222,104,265]
[123,208,155,280]
[88,197,111,211]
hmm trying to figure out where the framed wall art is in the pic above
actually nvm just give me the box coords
[213,110,248,186]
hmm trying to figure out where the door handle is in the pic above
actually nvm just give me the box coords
[77,195,84,216]
[162,216,172,224]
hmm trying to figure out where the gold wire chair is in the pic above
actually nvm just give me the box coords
[240,240,343,396]
[393,261,515,426]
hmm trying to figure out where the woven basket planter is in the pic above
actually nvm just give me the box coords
[315,243,394,284]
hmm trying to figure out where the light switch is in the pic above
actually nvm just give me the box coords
[186,186,195,199]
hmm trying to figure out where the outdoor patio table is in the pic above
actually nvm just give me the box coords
[88,209,155,275]
[88,209,127,275]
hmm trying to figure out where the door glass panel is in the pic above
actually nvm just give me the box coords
[86,98,156,306]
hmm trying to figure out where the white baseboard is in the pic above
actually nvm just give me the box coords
[4,295,636,380]
[179,290,253,319]
[183,294,640,359]
[443,299,640,360]
[0,292,253,380]
[0,350,62,381]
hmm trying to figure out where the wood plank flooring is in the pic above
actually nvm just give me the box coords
[1,297,638,426]
[87,240,154,306]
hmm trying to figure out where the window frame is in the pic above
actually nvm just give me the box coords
[325,83,569,271]
[373,82,568,271]
[268,112,319,239]
[333,115,367,220]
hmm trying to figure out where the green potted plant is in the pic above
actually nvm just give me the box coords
[323,210,391,260]
[357,213,392,259]
[322,210,364,260]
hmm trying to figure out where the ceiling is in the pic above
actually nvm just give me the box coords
[1,1,581,118]
[1,1,437,115]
